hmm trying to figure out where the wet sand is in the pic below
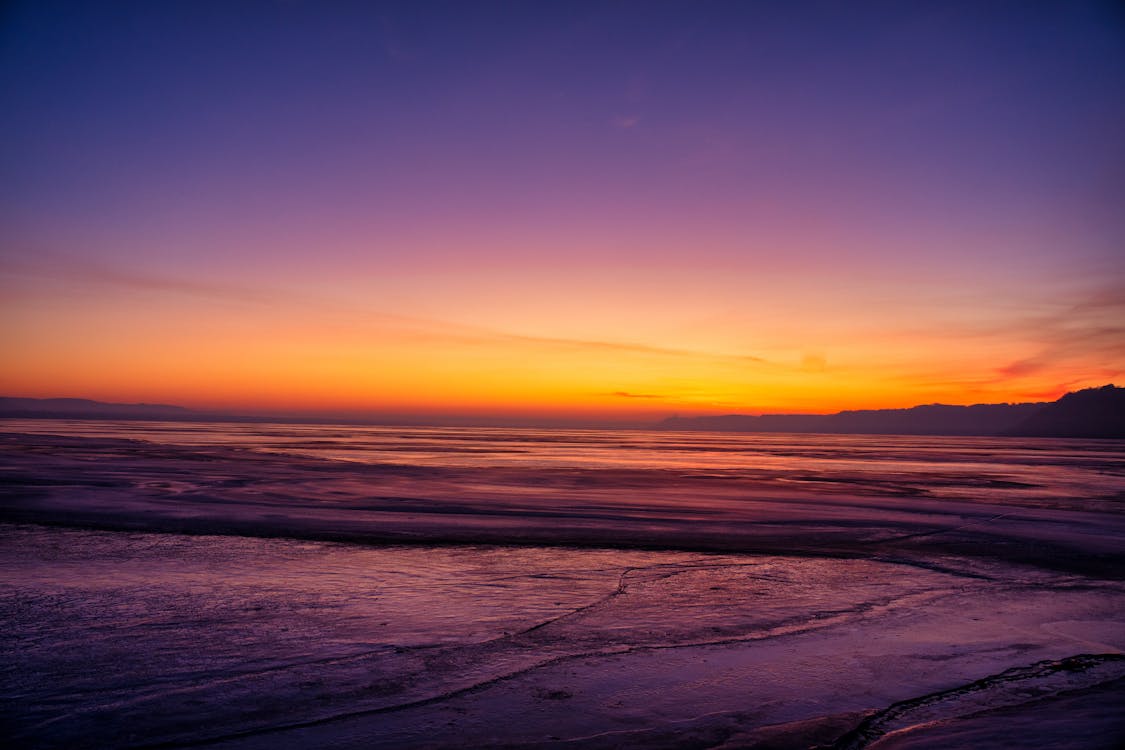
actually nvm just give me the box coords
[2,426,1124,748]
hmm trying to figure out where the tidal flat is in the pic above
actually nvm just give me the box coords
[2,422,1124,748]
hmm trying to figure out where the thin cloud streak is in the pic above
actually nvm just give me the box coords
[1,254,775,368]
[0,255,274,304]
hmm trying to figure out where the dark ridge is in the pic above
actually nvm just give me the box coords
[1006,384,1125,439]
[660,385,1124,438]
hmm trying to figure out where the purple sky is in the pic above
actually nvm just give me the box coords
[2,1,1123,417]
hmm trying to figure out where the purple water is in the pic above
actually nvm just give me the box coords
[2,421,1123,748]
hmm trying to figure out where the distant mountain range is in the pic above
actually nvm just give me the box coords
[659,385,1125,439]
[2,386,1123,438]
[0,397,195,420]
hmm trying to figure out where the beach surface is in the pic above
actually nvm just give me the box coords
[2,421,1124,748]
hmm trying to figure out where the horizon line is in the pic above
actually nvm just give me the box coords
[2,386,1117,431]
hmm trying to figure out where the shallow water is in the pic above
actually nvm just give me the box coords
[6,418,1124,483]
[2,421,1124,748]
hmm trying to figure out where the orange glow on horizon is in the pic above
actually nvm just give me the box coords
[1,264,1113,422]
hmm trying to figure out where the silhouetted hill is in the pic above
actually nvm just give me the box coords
[1006,385,1125,439]
[659,403,1042,436]
[0,397,195,420]
[659,386,1125,438]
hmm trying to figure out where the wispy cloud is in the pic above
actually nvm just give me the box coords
[884,279,1125,395]
[612,114,640,130]
[995,357,1048,379]
[500,330,769,364]
[986,283,1125,383]
[609,391,663,399]
[1,253,775,367]
[1,255,273,303]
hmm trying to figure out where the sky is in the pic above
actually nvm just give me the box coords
[2,1,1124,423]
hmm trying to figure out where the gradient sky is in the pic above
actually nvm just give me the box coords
[2,1,1124,422]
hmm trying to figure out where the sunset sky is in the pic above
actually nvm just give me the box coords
[2,1,1123,423]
